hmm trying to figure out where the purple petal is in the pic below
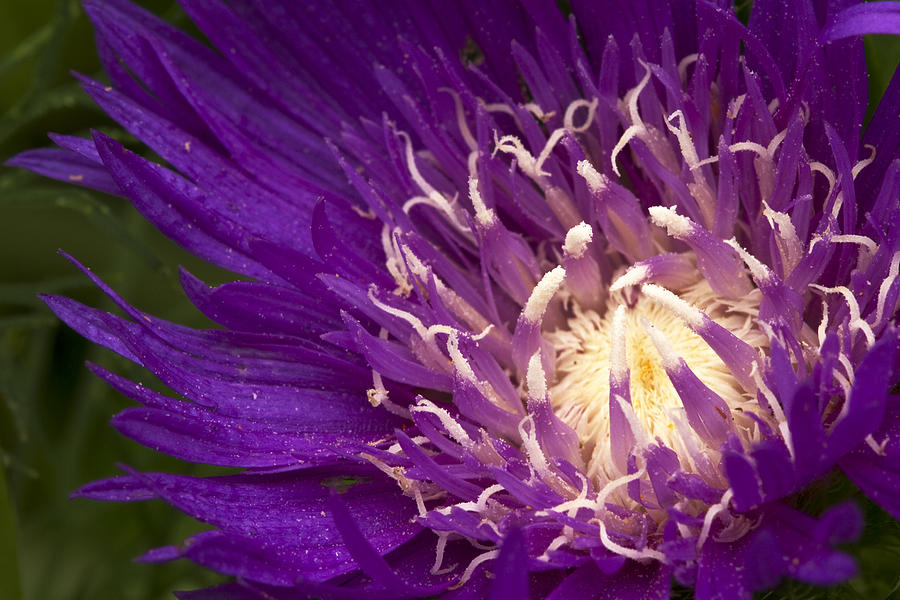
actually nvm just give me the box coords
[820,2,900,42]
[489,528,530,600]
[827,332,899,460]
[546,560,670,600]
[6,148,120,195]
[78,466,421,584]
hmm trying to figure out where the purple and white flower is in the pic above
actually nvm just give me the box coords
[10,1,900,598]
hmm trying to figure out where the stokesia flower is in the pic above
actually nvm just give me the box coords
[10,0,900,597]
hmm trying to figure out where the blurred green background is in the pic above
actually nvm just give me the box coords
[0,1,899,599]
[0,1,229,598]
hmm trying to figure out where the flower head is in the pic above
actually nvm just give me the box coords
[10,0,900,598]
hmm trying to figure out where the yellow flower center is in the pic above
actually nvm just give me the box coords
[546,280,763,482]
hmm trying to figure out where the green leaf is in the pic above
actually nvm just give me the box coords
[865,33,900,124]
[0,185,169,276]
[0,275,93,307]
[0,315,57,331]
[0,466,22,600]
[0,81,100,147]
[0,21,55,81]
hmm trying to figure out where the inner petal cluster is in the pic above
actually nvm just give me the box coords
[546,278,761,482]
[359,74,795,570]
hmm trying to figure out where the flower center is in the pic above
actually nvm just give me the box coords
[546,280,757,481]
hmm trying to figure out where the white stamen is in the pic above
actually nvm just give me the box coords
[401,192,467,234]
[765,128,788,157]
[367,288,430,340]
[696,489,734,551]
[436,502,471,516]
[874,251,900,326]
[609,264,650,292]
[692,156,719,170]
[544,492,596,517]
[414,487,428,516]
[502,99,600,181]
[366,326,412,418]
[831,194,845,221]
[642,318,681,371]
[556,472,591,517]
[802,100,813,122]
[810,284,876,347]
[402,195,436,214]
[493,132,542,178]
[832,234,878,274]
[649,205,692,238]
[367,378,409,417]
[524,102,554,121]
[467,538,500,551]
[468,177,496,227]
[727,94,747,120]
[677,53,699,82]
[527,351,548,400]
[852,144,876,179]
[382,225,413,296]
[833,369,852,401]
[412,398,475,449]
[594,468,667,561]
[610,305,628,383]
[400,131,441,200]
[482,101,524,131]
[398,130,469,233]
[467,150,478,184]
[809,161,836,201]
[563,97,599,132]
[471,324,495,341]
[518,414,554,482]
[576,159,608,193]
[751,367,794,460]
[475,484,506,514]
[444,330,479,386]
[563,222,593,258]
[865,434,888,456]
[761,201,803,274]
[440,88,477,151]
[451,549,500,589]
[616,395,651,450]
[665,110,702,171]
[610,124,644,177]
[385,435,430,455]
[533,128,567,175]
[626,61,652,125]
[361,453,416,494]
[367,385,386,408]
[538,534,571,562]
[830,234,878,254]
[836,352,855,385]
[817,297,830,347]
[523,266,566,323]
[609,62,653,177]
[430,532,457,575]
[399,242,430,283]
[727,141,769,159]
[726,238,771,282]
[642,283,706,329]
[351,205,376,219]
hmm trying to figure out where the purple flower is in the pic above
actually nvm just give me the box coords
[9,0,900,598]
